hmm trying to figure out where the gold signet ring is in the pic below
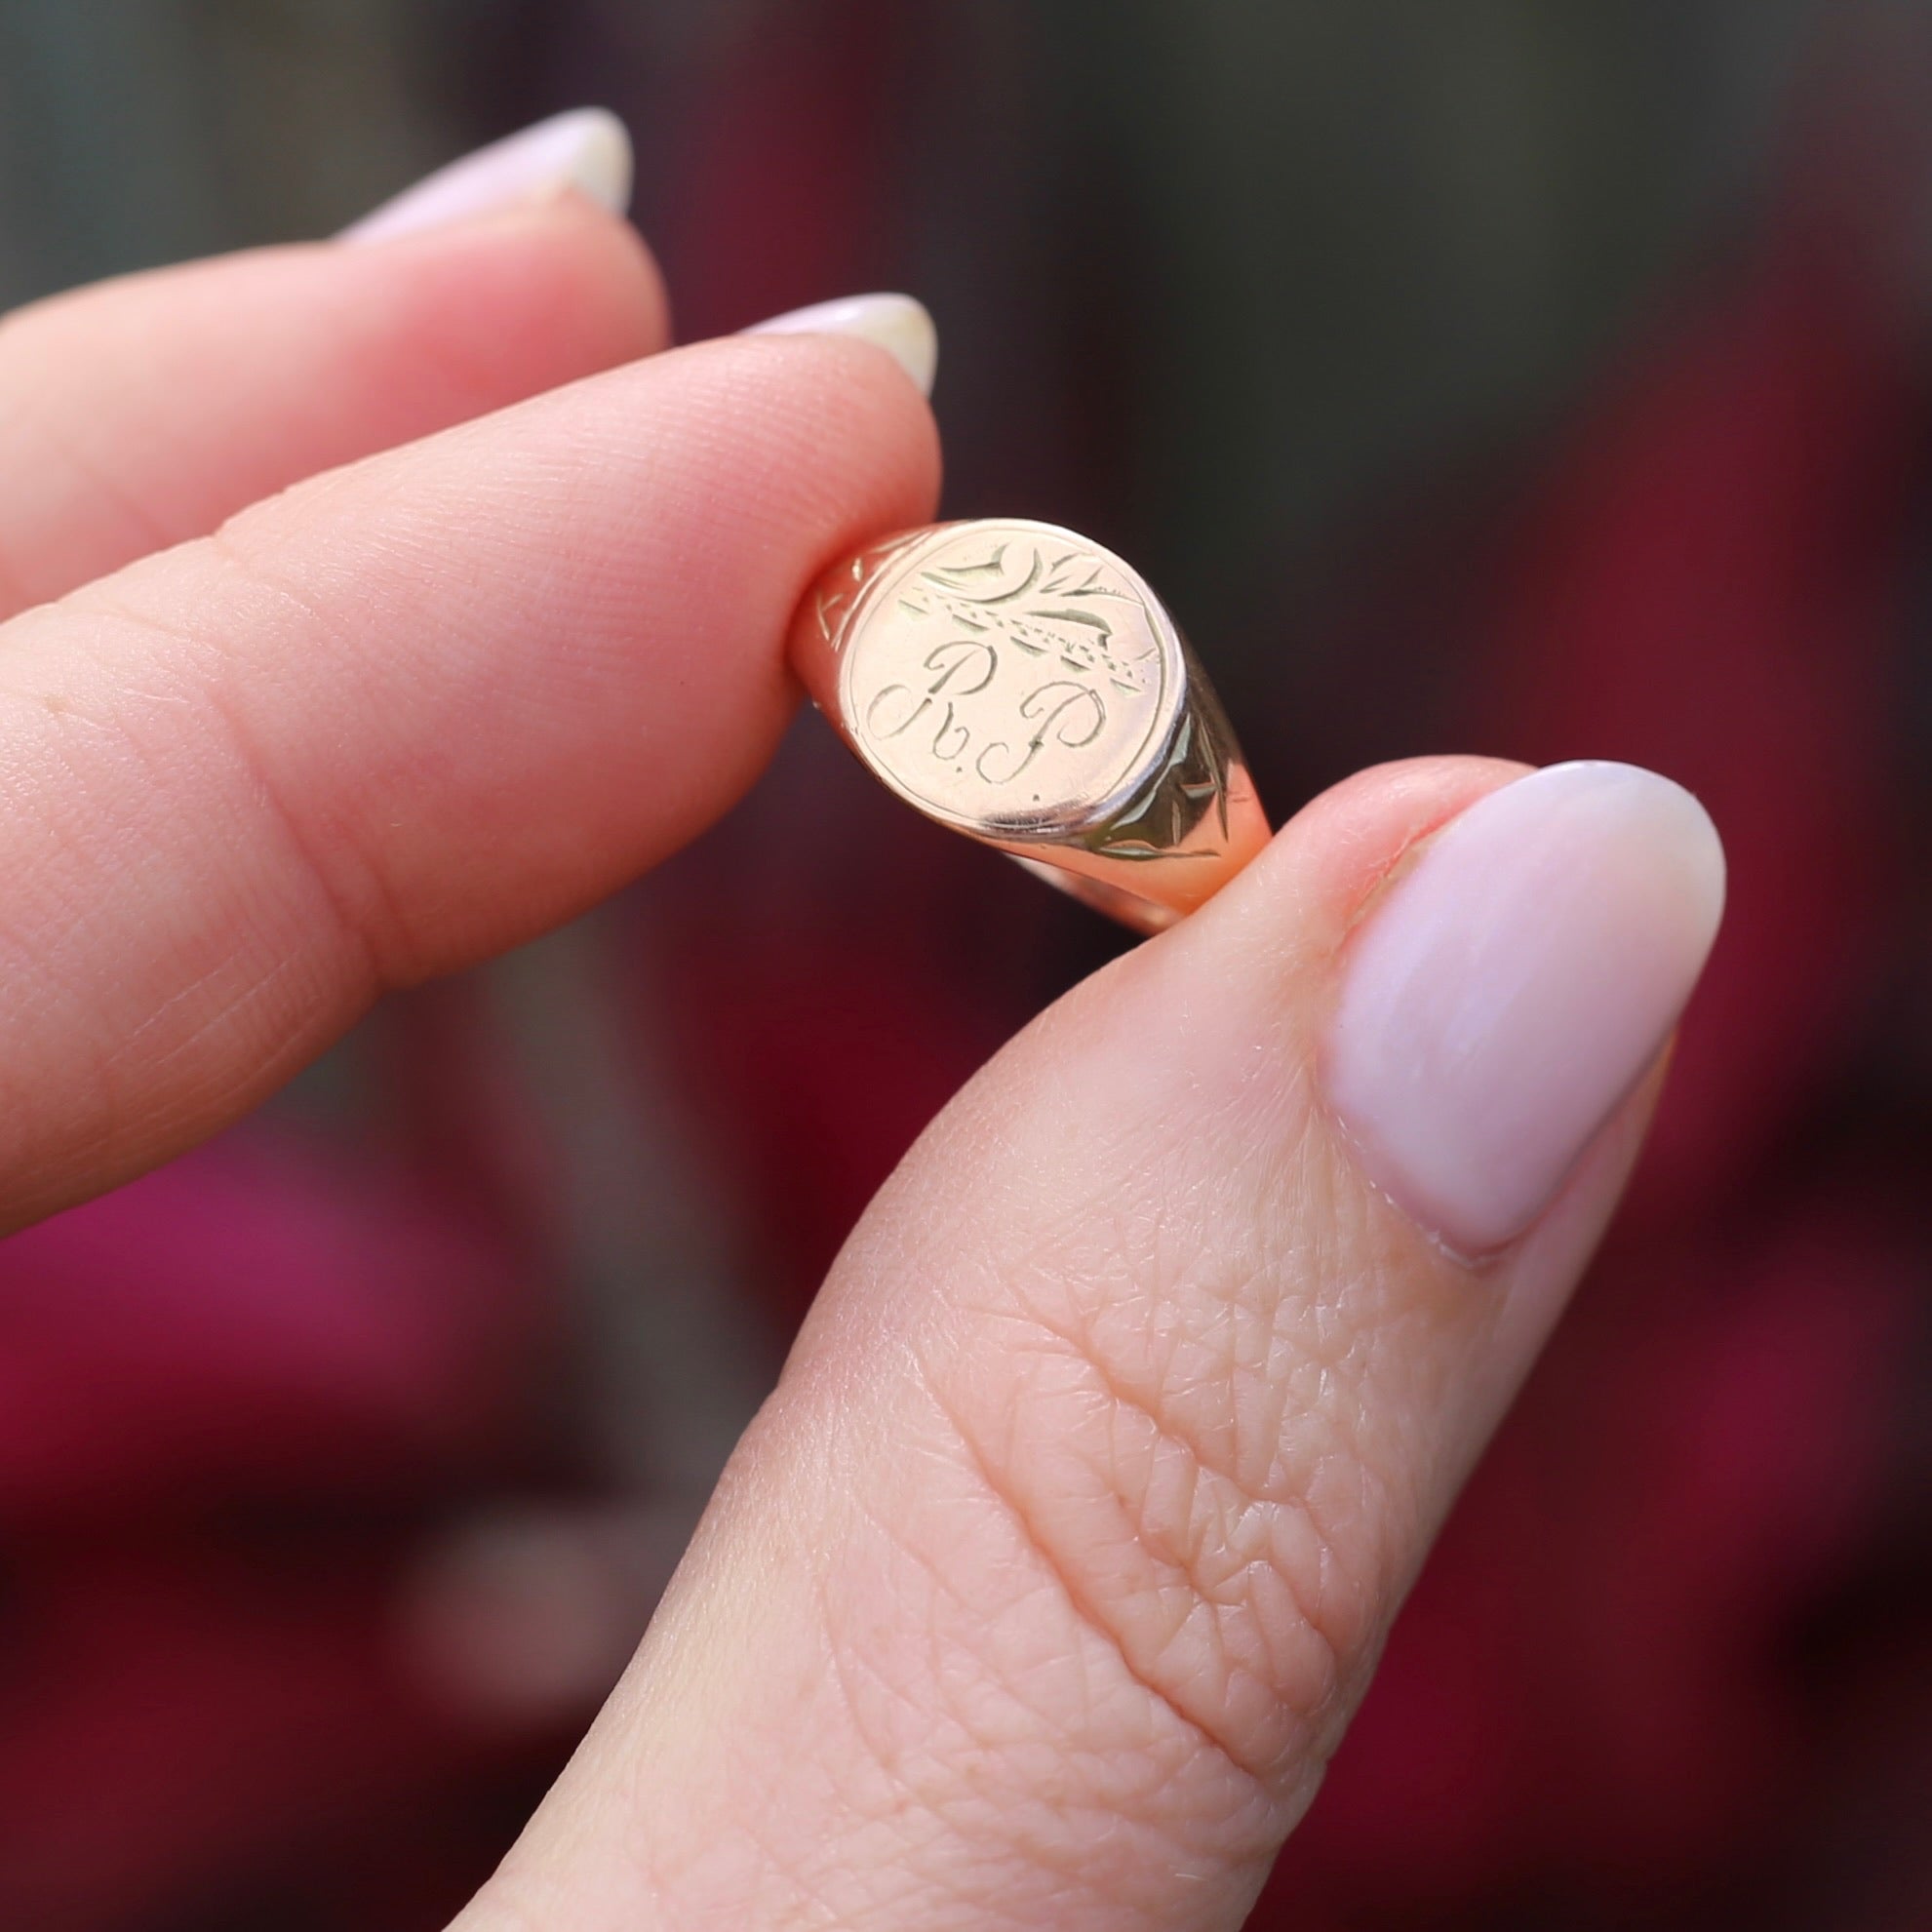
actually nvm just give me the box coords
[789,519,1270,934]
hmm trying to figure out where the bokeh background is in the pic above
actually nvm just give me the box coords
[2,2,1929,1926]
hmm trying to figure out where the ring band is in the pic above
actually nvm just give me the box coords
[789,518,1269,933]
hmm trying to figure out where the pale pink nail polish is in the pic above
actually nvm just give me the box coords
[341,108,633,245]
[1323,761,1725,1253]
[743,293,938,398]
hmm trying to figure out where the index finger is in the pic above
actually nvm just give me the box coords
[0,332,939,1230]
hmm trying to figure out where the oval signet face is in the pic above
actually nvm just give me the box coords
[837,522,1183,833]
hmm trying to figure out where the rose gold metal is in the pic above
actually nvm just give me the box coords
[789,519,1269,934]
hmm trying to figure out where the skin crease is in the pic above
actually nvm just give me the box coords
[0,196,1711,1932]
[463,760,1670,1932]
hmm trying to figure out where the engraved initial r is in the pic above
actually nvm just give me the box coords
[865,686,931,738]
[931,702,969,760]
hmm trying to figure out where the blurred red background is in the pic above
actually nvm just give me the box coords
[0,4,1927,1926]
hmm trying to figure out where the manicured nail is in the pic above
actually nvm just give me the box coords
[342,108,633,244]
[1323,761,1725,1254]
[743,293,938,397]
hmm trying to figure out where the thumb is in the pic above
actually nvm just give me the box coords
[457,755,1724,1931]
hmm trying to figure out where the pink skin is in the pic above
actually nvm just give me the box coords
[0,327,938,1228]
[0,200,667,615]
[0,152,1721,1932]
[463,759,1697,1931]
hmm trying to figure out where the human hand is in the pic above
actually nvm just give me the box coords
[0,113,1722,1929]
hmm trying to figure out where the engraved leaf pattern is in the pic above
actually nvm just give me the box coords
[1081,709,1231,860]
[914,542,1154,694]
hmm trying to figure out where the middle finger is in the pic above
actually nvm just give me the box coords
[0,157,665,618]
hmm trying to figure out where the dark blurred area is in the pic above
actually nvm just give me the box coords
[1,1,1929,1926]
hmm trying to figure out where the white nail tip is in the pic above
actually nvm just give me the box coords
[561,108,636,217]
[342,108,634,245]
[1324,761,1725,1253]
[743,293,939,397]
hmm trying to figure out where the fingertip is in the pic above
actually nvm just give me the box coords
[1249,755,1535,954]
[501,193,671,364]
[328,196,673,401]
[744,293,940,399]
[0,200,677,617]
[694,330,944,558]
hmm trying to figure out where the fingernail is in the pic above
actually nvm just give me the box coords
[1323,761,1725,1254]
[341,108,633,244]
[743,293,938,397]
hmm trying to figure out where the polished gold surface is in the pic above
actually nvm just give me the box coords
[791,519,1269,933]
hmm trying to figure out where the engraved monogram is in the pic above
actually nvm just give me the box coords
[842,526,1177,827]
